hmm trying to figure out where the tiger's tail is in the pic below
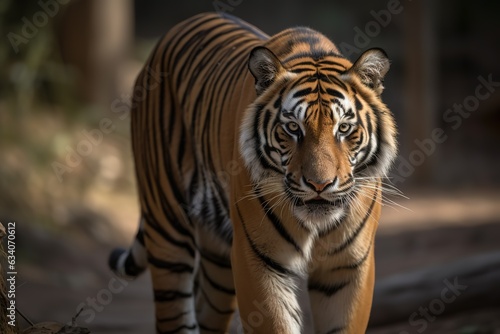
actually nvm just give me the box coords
[108,218,148,279]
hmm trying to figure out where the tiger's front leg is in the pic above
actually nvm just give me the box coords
[231,202,305,334]
[308,250,376,334]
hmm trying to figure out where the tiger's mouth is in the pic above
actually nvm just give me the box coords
[296,196,345,208]
[291,194,348,227]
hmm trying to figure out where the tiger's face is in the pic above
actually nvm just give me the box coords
[240,47,397,229]
[277,83,364,225]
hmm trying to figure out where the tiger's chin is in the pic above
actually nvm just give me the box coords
[292,199,347,231]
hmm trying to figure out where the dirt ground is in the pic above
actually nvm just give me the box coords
[11,189,500,333]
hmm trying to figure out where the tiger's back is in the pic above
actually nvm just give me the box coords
[110,12,397,334]
[128,13,269,332]
[132,12,264,230]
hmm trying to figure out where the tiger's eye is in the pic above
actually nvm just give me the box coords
[286,121,300,133]
[338,123,352,134]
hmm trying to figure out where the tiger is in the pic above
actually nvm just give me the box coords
[109,11,397,334]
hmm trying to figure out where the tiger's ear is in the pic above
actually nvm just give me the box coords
[248,46,286,95]
[347,48,390,95]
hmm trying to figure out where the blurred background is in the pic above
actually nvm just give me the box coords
[1,0,499,333]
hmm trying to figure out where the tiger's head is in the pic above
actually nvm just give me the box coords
[240,38,397,229]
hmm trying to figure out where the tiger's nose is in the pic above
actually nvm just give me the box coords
[304,177,336,193]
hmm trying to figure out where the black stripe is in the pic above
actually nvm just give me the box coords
[148,255,194,274]
[144,217,196,257]
[355,132,364,149]
[253,107,282,174]
[291,60,317,67]
[142,62,161,181]
[159,192,194,239]
[154,289,192,302]
[354,111,371,173]
[261,111,279,157]
[274,94,282,109]
[308,281,349,297]
[329,188,378,255]
[235,203,296,278]
[256,190,302,255]
[200,288,234,315]
[330,238,373,272]
[325,88,345,100]
[200,264,235,295]
[291,98,307,113]
[363,104,383,169]
[290,66,316,74]
[293,87,313,98]
[289,75,314,91]
[319,59,347,68]
[355,95,363,110]
[177,124,186,170]
[338,175,354,188]
[279,299,302,329]
[157,311,189,323]
[324,74,348,91]
[200,249,232,269]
